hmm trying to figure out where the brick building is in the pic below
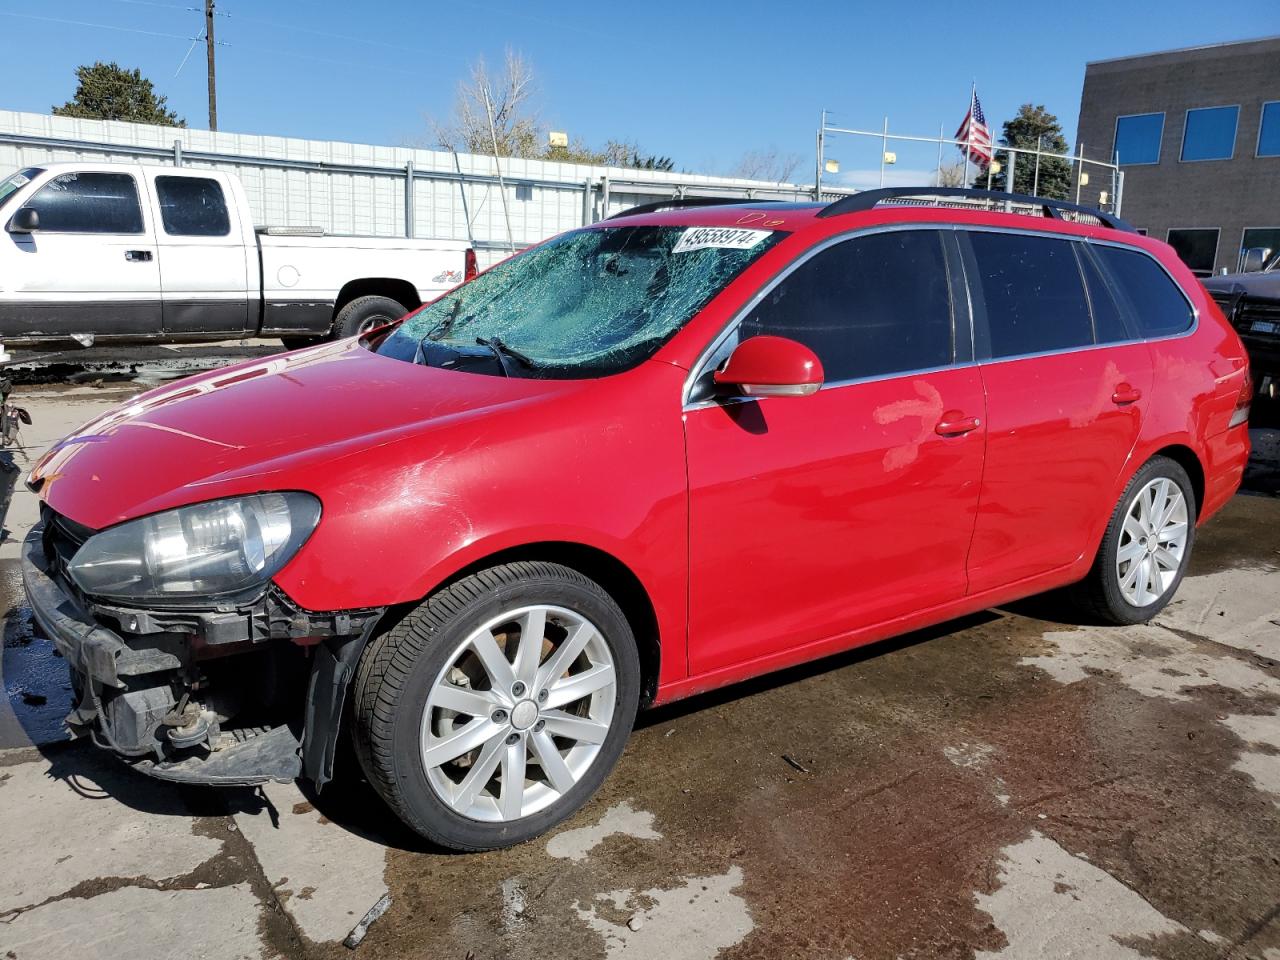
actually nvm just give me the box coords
[1075,36,1280,276]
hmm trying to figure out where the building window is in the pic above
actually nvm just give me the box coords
[1167,228,1220,276]
[1241,228,1280,267]
[1259,102,1280,157]
[1114,113,1163,165]
[1181,106,1239,161]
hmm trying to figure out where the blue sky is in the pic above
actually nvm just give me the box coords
[0,0,1275,186]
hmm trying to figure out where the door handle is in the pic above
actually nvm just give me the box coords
[1111,383,1142,405]
[935,412,981,437]
[124,250,153,262]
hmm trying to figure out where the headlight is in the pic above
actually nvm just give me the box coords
[68,493,321,602]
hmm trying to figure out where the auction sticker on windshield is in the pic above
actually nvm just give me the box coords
[672,227,772,254]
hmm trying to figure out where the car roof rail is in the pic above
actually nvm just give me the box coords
[606,197,782,220]
[817,186,1136,232]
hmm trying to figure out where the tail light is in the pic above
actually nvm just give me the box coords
[1229,369,1252,428]
[464,247,478,282]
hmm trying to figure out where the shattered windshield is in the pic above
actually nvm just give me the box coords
[377,224,785,378]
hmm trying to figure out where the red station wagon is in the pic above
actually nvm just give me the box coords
[23,187,1252,850]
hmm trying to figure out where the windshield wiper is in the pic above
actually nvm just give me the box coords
[426,297,464,342]
[475,336,536,377]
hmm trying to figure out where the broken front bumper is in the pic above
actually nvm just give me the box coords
[22,522,381,787]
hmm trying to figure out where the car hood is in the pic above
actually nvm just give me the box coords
[32,340,576,530]
[1202,271,1280,301]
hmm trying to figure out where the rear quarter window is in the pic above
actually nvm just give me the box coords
[1093,245,1195,338]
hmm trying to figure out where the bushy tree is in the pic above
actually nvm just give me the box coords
[985,103,1070,199]
[53,62,184,126]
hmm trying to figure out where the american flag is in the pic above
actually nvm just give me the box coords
[955,87,993,165]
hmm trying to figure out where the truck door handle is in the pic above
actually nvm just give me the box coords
[1111,383,1142,405]
[124,250,153,262]
[935,412,981,436]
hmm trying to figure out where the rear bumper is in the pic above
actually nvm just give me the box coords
[22,522,378,787]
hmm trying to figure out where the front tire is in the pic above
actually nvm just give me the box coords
[1073,455,1196,624]
[351,562,640,851]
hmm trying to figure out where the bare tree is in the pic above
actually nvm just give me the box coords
[433,49,541,158]
[936,160,968,187]
[732,148,802,183]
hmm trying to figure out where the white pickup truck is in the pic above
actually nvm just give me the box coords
[0,162,475,345]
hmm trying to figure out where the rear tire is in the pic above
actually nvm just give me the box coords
[350,562,640,851]
[1072,455,1196,624]
[331,295,407,341]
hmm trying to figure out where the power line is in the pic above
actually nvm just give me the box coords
[0,10,194,41]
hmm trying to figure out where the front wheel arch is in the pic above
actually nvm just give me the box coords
[399,541,662,709]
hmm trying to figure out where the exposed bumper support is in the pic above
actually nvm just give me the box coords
[22,522,383,787]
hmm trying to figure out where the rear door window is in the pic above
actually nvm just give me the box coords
[1092,245,1195,338]
[966,231,1093,359]
[25,171,144,234]
[739,229,954,382]
[155,176,231,236]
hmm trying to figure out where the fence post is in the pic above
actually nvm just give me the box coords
[935,123,944,187]
[601,176,610,218]
[1115,168,1125,217]
[1075,143,1085,204]
[173,140,183,167]
[1005,151,1016,209]
[582,177,593,226]
[879,116,888,188]
[404,161,415,239]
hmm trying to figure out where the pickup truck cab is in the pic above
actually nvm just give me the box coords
[0,163,475,345]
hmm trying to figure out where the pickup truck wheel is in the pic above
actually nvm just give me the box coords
[1072,455,1196,625]
[332,295,406,340]
[350,561,640,851]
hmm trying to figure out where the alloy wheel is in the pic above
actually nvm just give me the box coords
[419,604,617,822]
[1116,477,1189,607]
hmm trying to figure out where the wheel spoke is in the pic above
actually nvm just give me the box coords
[1123,514,1145,542]
[431,682,502,717]
[1117,539,1145,564]
[1152,479,1171,528]
[544,663,614,710]
[1121,556,1143,591]
[535,621,595,691]
[470,629,516,691]
[422,717,501,769]
[513,608,546,688]
[451,734,505,811]
[1154,546,1181,572]
[541,709,610,744]
[529,729,577,794]
[499,739,527,820]
[1145,555,1163,600]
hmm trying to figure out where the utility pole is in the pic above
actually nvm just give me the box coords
[205,0,217,131]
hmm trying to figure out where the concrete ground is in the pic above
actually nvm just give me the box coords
[1,375,1279,960]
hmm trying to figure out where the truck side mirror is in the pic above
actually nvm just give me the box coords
[8,208,39,233]
[1239,247,1270,274]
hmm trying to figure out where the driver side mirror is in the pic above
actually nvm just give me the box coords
[1239,247,1271,273]
[713,335,824,398]
[8,208,39,233]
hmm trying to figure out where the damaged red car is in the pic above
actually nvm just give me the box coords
[23,188,1251,850]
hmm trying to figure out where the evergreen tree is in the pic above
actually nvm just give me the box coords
[53,62,184,126]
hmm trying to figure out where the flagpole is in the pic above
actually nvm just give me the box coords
[964,82,974,188]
